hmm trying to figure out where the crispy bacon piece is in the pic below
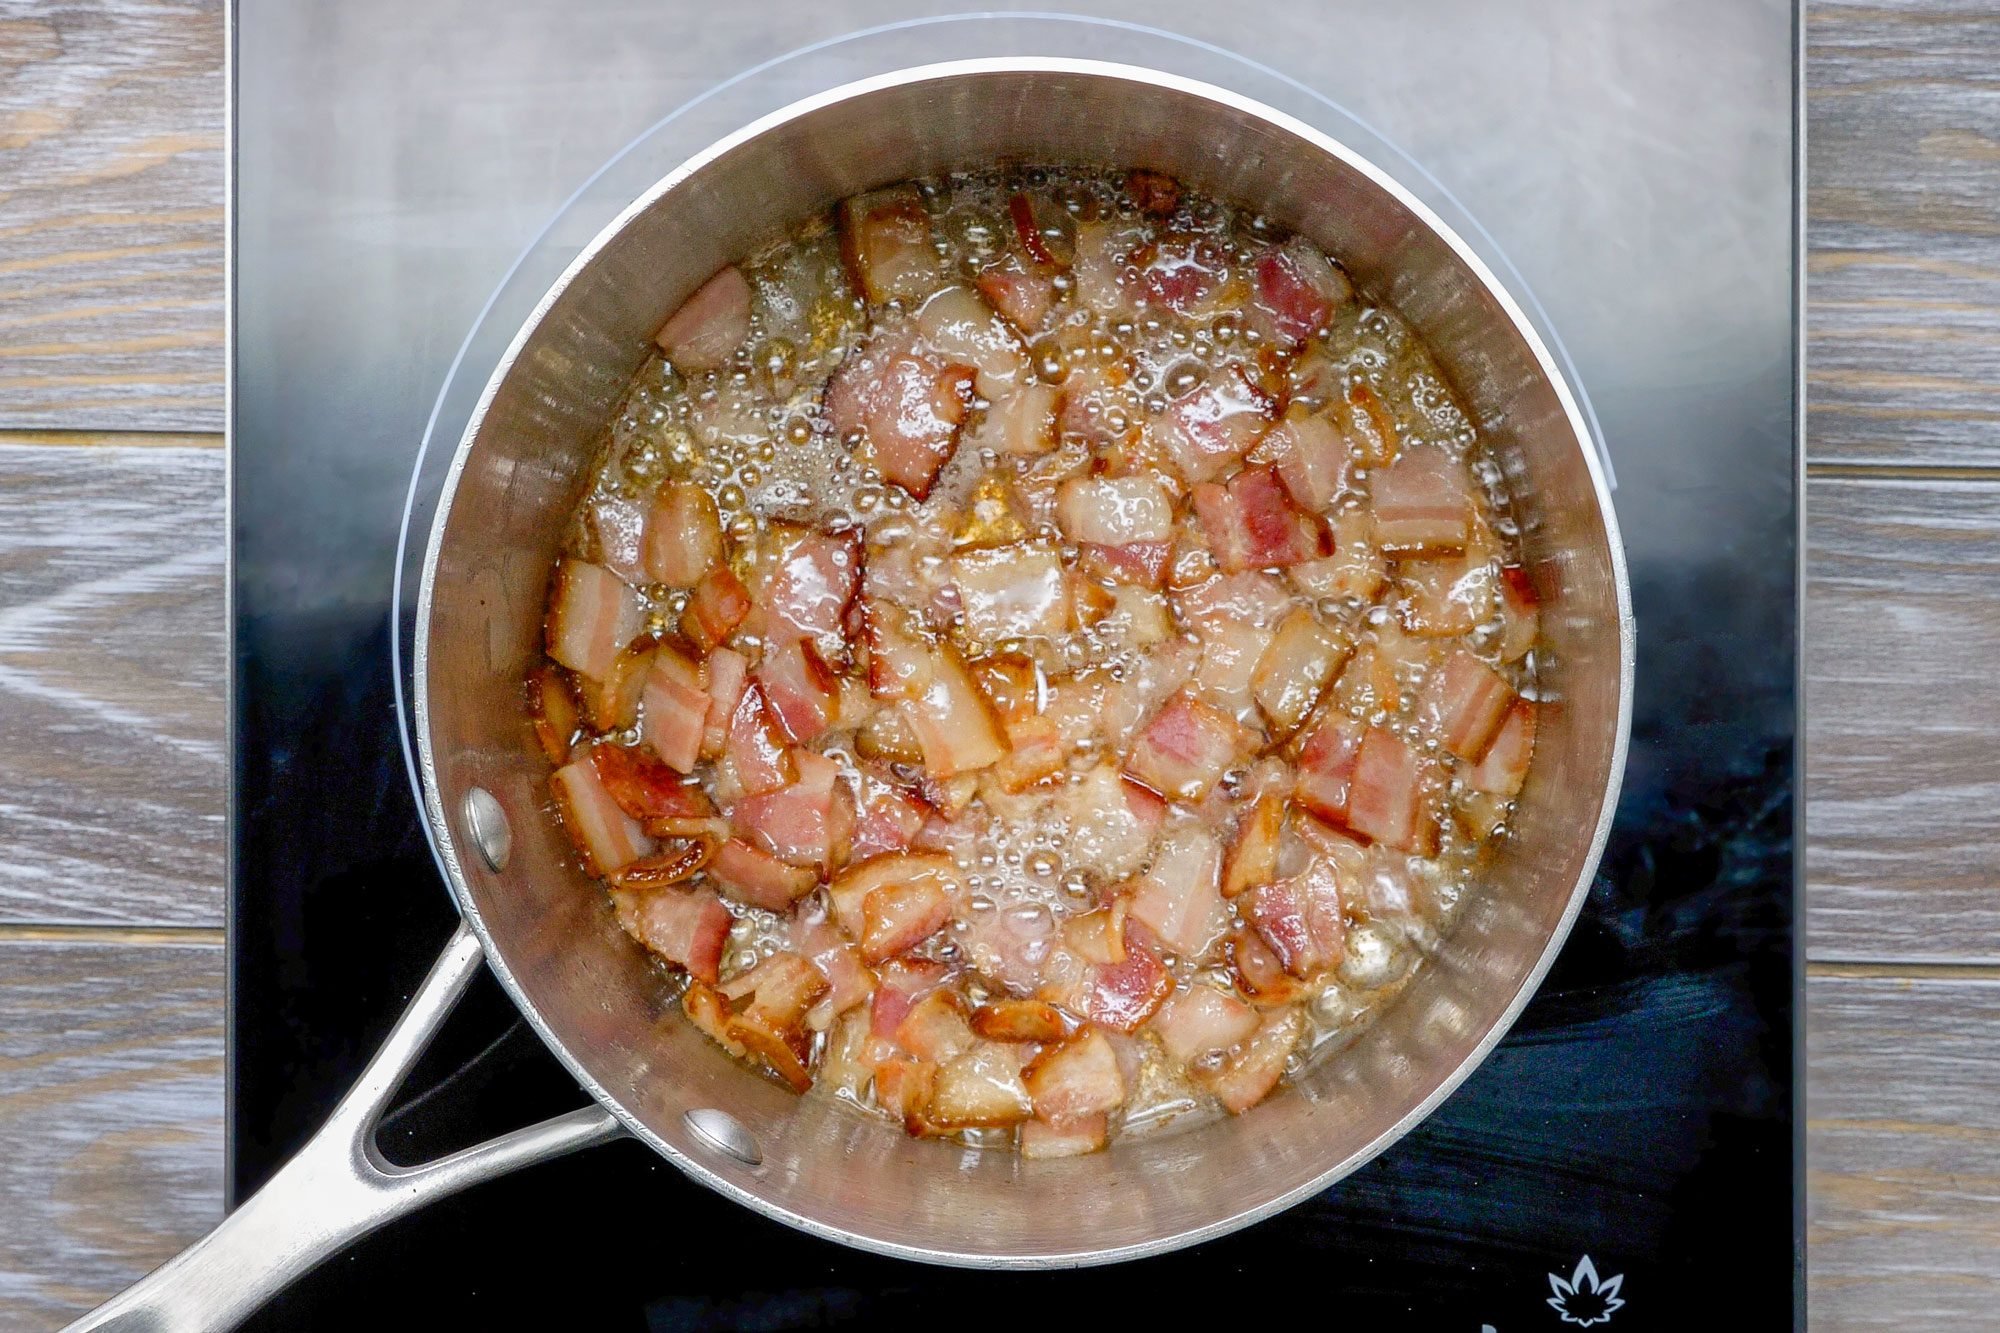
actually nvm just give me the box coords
[552,757,654,877]
[950,542,1071,642]
[1251,238,1350,346]
[1293,710,1365,827]
[644,480,724,587]
[1336,382,1400,468]
[706,837,817,912]
[1469,699,1536,798]
[1242,857,1346,979]
[1252,607,1348,736]
[1155,373,1272,482]
[755,636,840,746]
[611,883,729,984]
[1425,648,1515,760]
[1024,1029,1126,1123]
[929,1042,1035,1128]
[1201,1006,1303,1114]
[972,998,1070,1044]
[607,837,713,890]
[848,777,929,860]
[1371,445,1471,554]
[589,742,712,822]
[654,265,752,373]
[586,496,648,585]
[828,852,964,952]
[1125,828,1229,961]
[1125,690,1246,802]
[640,663,708,774]
[1055,475,1176,547]
[682,565,751,652]
[791,898,877,1030]
[839,184,942,305]
[1264,406,1352,512]
[1125,168,1181,217]
[576,637,654,733]
[871,1055,942,1134]
[1497,564,1541,663]
[860,879,954,965]
[1193,466,1322,574]
[527,664,581,765]
[976,251,1057,336]
[893,989,977,1064]
[1222,792,1287,899]
[547,558,643,681]
[824,328,974,500]
[692,952,828,1093]
[1345,726,1437,854]
[1073,939,1172,1032]
[992,713,1065,793]
[699,646,749,760]
[1152,985,1261,1065]
[720,684,793,798]
[757,524,862,644]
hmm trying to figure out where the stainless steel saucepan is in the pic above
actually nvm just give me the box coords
[75,57,1632,1331]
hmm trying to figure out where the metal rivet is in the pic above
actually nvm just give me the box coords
[683,1108,761,1166]
[462,787,512,872]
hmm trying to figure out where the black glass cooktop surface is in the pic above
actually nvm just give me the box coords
[232,4,1798,1328]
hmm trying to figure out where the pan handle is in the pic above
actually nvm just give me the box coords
[66,920,628,1333]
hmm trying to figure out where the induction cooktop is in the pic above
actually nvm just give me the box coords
[231,6,1799,1329]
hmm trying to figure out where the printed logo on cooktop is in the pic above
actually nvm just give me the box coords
[1545,1254,1626,1327]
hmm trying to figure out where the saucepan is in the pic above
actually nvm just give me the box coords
[75,57,1632,1332]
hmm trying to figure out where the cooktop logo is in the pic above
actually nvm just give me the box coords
[1544,1254,1626,1326]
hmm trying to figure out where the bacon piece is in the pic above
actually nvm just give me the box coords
[1193,466,1321,574]
[1055,475,1175,547]
[586,496,649,585]
[1251,238,1350,346]
[976,251,1057,336]
[839,184,942,305]
[755,636,840,746]
[791,898,877,1031]
[824,328,973,500]
[718,683,793,798]
[828,851,963,945]
[643,480,724,587]
[991,713,1065,794]
[1424,648,1515,760]
[1336,382,1400,468]
[654,264,752,373]
[546,558,644,681]
[1155,374,1272,483]
[551,757,653,877]
[1293,710,1365,827]
[682,565,751,652]
[1071,220,1137,318]
[706,837,817,912]
[639,664,708,774]
[731,750,844,870]
[1371,445,1471,554]
[606,838,713,890]
[1124,169,1181,217]
[868,957,950,1042]
[907,645,1006,779]
[1125,828,1229,961]
[1252,607,1348,736]
[757,525,861,644]
[1202,1007,1303,1114]
[894,989,977,1064]
[1497,564,1541,663]
[696,953,828,1093]
[1064,763,1166,881]
[611,883,729,983]
[1126,690,1246,802]
[589,741,711,822]
[1345,727,1437,854]
[698,646,749,760]
[859,879,953,965]
[1174,570,1295,629]
[969,381,1060,456]
[1079,541,1172,590]
[1469,699,1536,798]
[1024,1029,1126,1122]
[1288,510,1385,603]
[574,637,653,733]
[1222,792,1286,899]
[1243,857,1346,979]
[1074,939,1172,1032]
[1020,1113,1108,1159]
[950,542,1071,642]
[1152,985,1260,1065]
[848,778,928,860]
[1228,926,1306,1005]
[1136,233,1227,314]
[916,285,1027,398]
[929,1042,1035,1128]
[871,1055,942,1134]
[527,664,581,765]
[972,998,1070,1044]
[1263,406,1352,512]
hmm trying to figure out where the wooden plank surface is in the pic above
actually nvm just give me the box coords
[0,936,224,1331]
[0,440,226,928]
[0,0,226,431]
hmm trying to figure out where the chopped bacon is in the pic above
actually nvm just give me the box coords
[824,328,973,499]
[586,496,649,585]
[1071,220,1138,318]
[1228,926,1306,1005]
[1336,382,1400,468]
[1371,445,1471,553]
[527,664,581,765]
[860,596,932,699]
[1193,466,1322,574]
[1055,475,1176,547]
[869,957,950,1042]
[972,998,1070,1044]
[1497,564,1540,663]
[976,251,1057,335]
[1126,690,1246,802]
[1125,168,1181,217]
[860,879,954,965]
[828,851,964,946]
[1136,233,1228,313]
[906,645,1006,779]
[1125,828,1229,960]
[1264,407,1352,512]
[1020,1112,1108,1158]
[872,1056,942,1134]
[1080,541,1172,589]
[1024,1029,1126,1122]
[1062,902,1128,967]
[1251,238,1350,346]
[1345,726,1437,854]
[916,285,1027,398]
[1252,607,1348,736]
[1064,764,1166,881]
[1425,648,1515,760]
[848,778,929,860]
[589,742,713,822]
[1242,857,1346,979]
[610,883,729,983]
[720,684,794,798]
[1222,792,1286,898]
[692,954,827,1093]
[969,381,1060,456]
[1009,192,1061,266]
[950,542,1071,642]
[706,837,816,912]
[893,989,977,1064]
[1293,710,1365,827]
[682,565,751,652]
[640,664,708,773]
[654,264,752,373]
[1288,510,1384,603]
[791,898,877,1030]
[1202,1006,1303,1114]
[756,525,861,643]
[1174,570,1294,629]
[1152,985,1261,1065]
[546,558,644,681]
[929,1042,1035,1128]
[731,750,844,870]
[576,637,654,733]
[1155,373,1272,482]
[606,838,713,890]
[839,184,943,305]
[1469,699,1536,798]
[552,757,654,876]
[755,636,840,745]
[1073,940,1172,1032]
[644,480,725,587]
[992,713,1065,793]
[699,646,749,760]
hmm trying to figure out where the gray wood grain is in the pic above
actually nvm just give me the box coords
[1808,968,2000,1330]
[1808,0,2000,468]
[0,439,225,928]
[0,0,226,432]
[1806,472,2000,965]
[0,935,223,1330]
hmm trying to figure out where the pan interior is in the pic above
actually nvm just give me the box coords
[416,61,1628,1265]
